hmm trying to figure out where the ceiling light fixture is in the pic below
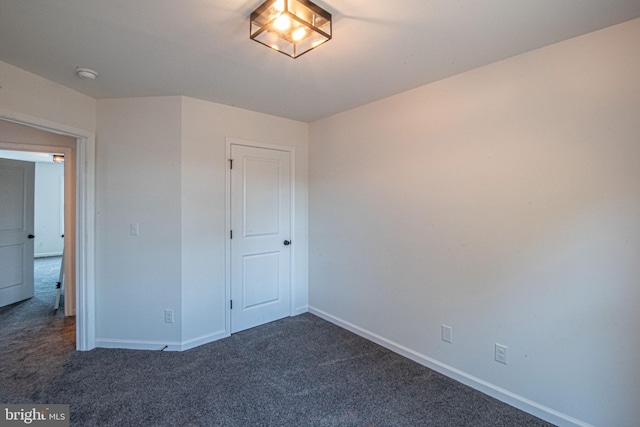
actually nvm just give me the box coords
[250,0,332,58]
[75,67,98,80]
[52,154,65,164]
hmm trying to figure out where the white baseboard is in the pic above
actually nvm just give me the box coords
[96,338,180,351]
[308,306,593,427]
[178,330,228,351]
[293,305,309,316]
[96,330,228,352]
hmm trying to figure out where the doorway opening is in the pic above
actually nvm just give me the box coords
[0,115,95,351]
[0,151,66,308]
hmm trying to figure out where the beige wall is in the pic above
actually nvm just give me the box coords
[95,96,309,349]
[181,97,309,346]
[0,61,95,132]
[95,97,183,346]
[309,18,640,427]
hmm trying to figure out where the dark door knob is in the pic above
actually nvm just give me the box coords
[28,234,35,239]
[283,240,291,246]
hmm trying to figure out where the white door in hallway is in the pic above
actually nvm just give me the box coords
[0,158,35,307]
[230,144,291,333]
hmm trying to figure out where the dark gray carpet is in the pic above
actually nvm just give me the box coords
[1,260,555,426]
[0,256,75,400]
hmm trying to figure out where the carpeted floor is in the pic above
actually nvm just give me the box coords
[0,256,75,401]
[1,258,555,426]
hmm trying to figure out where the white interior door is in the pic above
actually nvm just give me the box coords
[230,144,291,333]
[0,158,35,307]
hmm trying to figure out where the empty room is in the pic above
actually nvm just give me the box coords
[1,1,639,426]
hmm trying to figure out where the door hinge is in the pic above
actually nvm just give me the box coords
[228,159,233,169]
[230,300,233,309]
[230,230,233,239]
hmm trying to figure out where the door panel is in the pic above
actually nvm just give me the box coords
[231,144,291,333]
[0,245,24,288]
[0,164,26,230]
[0,158,35,307]
[244,157,281,237]
[243,252,280,308]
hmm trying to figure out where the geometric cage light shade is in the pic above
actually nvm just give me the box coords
[250,0,332,58]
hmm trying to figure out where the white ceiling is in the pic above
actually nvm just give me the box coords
[1,1,639,122]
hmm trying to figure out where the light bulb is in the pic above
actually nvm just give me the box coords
[274,0,285,12]
[292,28,307,41]
[273,14,290,31]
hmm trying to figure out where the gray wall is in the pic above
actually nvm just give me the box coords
[95,96,309,349]
[309,19,640,427]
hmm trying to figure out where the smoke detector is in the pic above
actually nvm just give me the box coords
[75,67,98,80]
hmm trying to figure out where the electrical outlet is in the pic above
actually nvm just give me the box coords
[130,222,139,236]
[164,309,174,324]
[495,343,508,364]
[441,324,453,343]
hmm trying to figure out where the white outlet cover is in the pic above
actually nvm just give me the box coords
[441,324,453,343]
[495,343,508,364]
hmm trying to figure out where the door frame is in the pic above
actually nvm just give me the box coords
[0,108,96,351]
[225,137,295,335]
[0,143,75,311]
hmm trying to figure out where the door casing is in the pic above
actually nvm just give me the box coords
[225,137,296,335]
[0,110,96,351]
